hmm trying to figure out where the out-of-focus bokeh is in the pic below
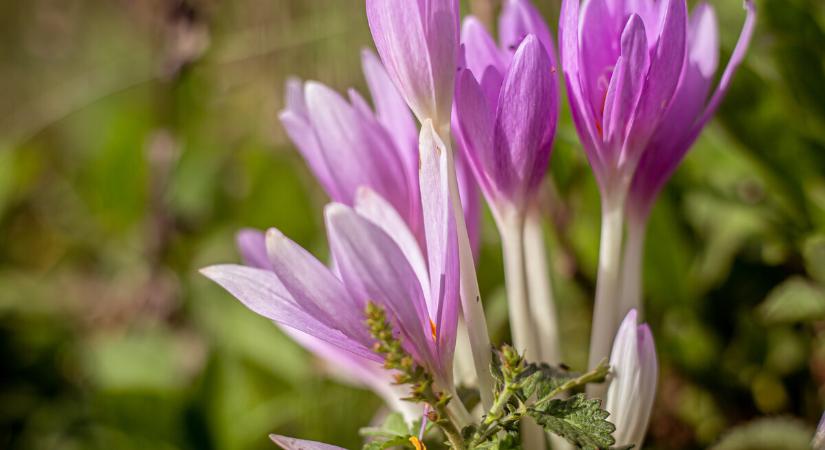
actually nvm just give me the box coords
[1,0,825,449]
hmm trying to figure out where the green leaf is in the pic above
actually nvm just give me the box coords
[359,413,411,439]
[757,276,825,324]
[528,394,616,450]
[518,362,577,401]
[472,432,521,450]
[361,435,414,450]
[709,417,813,450]
[803,234,825,285]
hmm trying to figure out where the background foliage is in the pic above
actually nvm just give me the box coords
[1,0,824,448]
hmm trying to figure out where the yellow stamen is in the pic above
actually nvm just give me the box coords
[430,319,438,342]
[409,436,427,450]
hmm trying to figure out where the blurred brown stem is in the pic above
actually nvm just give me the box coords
[470,0,499,30]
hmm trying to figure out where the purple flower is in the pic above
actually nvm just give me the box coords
[236,229,421,421]
[628,1,756,219]
[202,126,461,391]
[605,309,658,447]
[455,31,559,216]
[366,0,460,126]
[279,50,480,249]
[560,0,690,198]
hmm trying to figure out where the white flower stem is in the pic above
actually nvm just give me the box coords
[498,209,545,450]
[587,196,625,399]
[442,128,495,411]
[619,215,647,322]
[498,210,540,362]
[523,208,562,364]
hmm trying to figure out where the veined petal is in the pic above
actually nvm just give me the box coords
[602,15,649,154]
[265,228,372,345]
[559,0,604,182]
[580,0,621,119]
[270,435,346,450]
[279,109,339,201]
[200,265,378,362]
[325,203,437,373]
[420,121,460,367]
[461,16,506,80]
[366,0,458,125]
[624,0,687,161]
[629,1,754,218]
[455,68,499,199]
[691,0,756,139]
[361,48,419,176]
[305,82,411,219]
[354,187,430,301]
[499,0,557,63]
[236,228,271,270]
[285,77,308,120]
[494,35,557,204]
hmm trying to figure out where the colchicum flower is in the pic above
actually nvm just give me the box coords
[605,309,658,448]
[366,0,459,127]
[278,49,480,248]
[559,0,755,372]
[203,126,470,424]
[455,33,558,362]
[366,0,495,410]
[620,0,756,320]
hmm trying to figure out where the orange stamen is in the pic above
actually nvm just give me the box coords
[409,436,427,450]
[430,319,438,342]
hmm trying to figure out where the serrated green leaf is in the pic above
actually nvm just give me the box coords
[361,435,413,450]
[518,362,577,400]
[529,394,616,450]
[472,432,521,450]
[757,276,825,324]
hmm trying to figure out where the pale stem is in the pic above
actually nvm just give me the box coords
[498,210,545,450]
[442,127,495,411]
[586,197,625,399]
[618,215,648,322]
[446,386,474,430]
[498,210,540,362]
[523,209,562,364]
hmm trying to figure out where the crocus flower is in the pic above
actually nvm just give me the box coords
[605,309,658,448]
[560,0,689,200]
[627,0,756,220]
[456,8,559,217]
[202,125,467,421]
[455,32,558,367]
[236,228,421,422]
[617,0,755,327]
[366,0,459,127]
[279,49,480,250]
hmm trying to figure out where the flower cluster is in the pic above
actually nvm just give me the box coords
[202,0,756,448]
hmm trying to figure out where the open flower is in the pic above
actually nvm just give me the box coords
[627,0,756,220]
[366,0,459,126]
[202,125,462,413]
[560,0,689,199]
[605,309,658,448]
[279,49,480,249]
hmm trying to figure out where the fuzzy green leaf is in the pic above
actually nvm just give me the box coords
[528,394,616,450]
[518,362,577,400]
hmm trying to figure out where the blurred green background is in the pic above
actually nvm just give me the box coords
[2,0,825,449]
